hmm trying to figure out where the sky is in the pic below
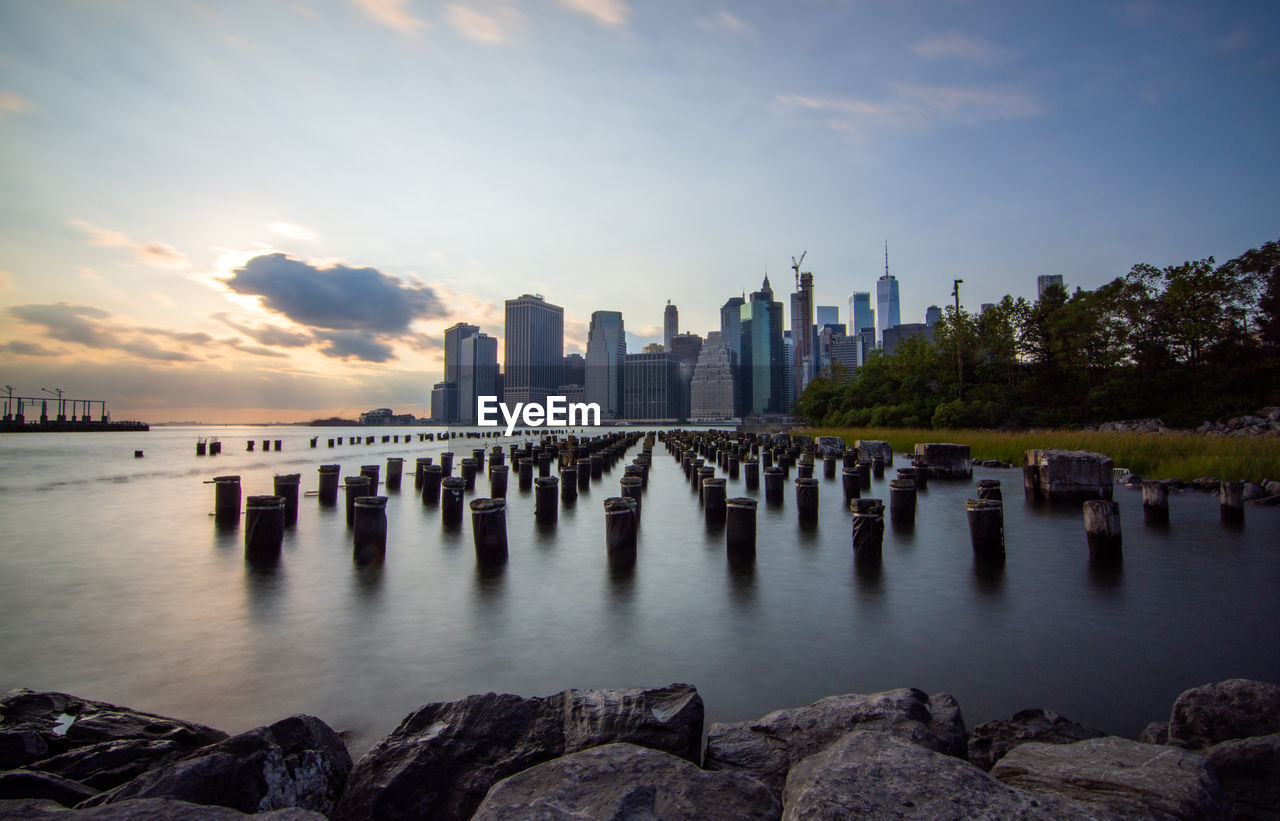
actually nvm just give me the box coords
[1,0,1277,423]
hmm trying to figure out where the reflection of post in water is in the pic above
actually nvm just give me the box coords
[972,555,1005,592]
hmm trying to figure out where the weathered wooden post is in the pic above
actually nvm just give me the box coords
[1083,499,1122,561]
[1142,480,1169,525]
[353,496,388,565]
[213,475,241,527]
[966,498,1005,559]
[518,458,534,491]
[414,457,432,490]
[697,466,715,503]
[743,458,759,490]
[360,464,380,496]
[728,452,740,480]
[246,440,255,452]
[273,473,300,526]
[843,449,858,469]
[422,464,442,505]
[577,459,591,491]
[888,478,916,526]
[604,497,638,557]
[472,448,486,472]
[244,495,285,562]
[703,477,727,526]
[344,475,371,527]
[561,466,578,503]
[795,477,819,527]
[726,497,757,557]
[489,464,508,498]
[764,466,784,505]
[383,457,403,492]
[538,453,553,478]
[911,456,930,489]
[470,498,508,565]
[842,467,861,505]
[590,454,603,480]
[761,449,774,470]
[441,476,466,528]
[1220,481,1245,524]
[871,456,885,479]
[620,476,643,518]
[317,464,340,506]
[857,462,872,490]
[535,476,559,525]
[274,440,283,452]
[976,479,1002,501]
[823,455,837,479]
[852,506,885,564]
[440,451,454,476]
[459,457,478,491]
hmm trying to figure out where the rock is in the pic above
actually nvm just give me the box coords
[780,731,1092,820]
[472,743,780,821]
[0,729,49,770]
[1167,679,1280,749]
[1206,732,1280,821]
[1265,480,1280,496]
[0,770,98,807]
[703,687,966,798]
[1022,449,1114,502]
[1139,721,1168,745]
[911,443,970,478]
[334,683,703,821]
[1192,476,1221,491]
[1092,418,1170,434]
[1242,482,1268,501]
[0,690,227,771]
[28,739,186,791]
[967,708,1106,772]
[814,437,844,458]
[0,797,326,818]
[991,737,1229,820]
[1124,473,1143,485]
[1250,493,1280,506]
[80,715,350,817]
[855,440,893,465]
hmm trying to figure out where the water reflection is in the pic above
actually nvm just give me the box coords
[353,561,384,601]
[971,556,1005,594]
[474,561,506,594]
[1088,557,1124,590]
[890,510,915,538]
[243,561,283,619]
[854,556,883,589]
[726,555,756,604]
[607,551,636,593]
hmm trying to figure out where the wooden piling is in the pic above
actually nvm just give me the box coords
[273,473,300,526]
[384,457,404,492]
[842,467,861,505]
[360,465,380,496]
[743,458,759,490]
[888,478,916,525]
[344,475,371,527]
[440,452,454,477]
[1220,481,1245,524]
[561,466,578,502]
[422,464,442,505]
[764,466,784,505]
[414,457,432,491]
[213,475,241,526]
[460,457,478,491]
[441,477,466,528]
[620,476,643,518]
[976,479,1002,501]
[851,510,884,564]
[353,496,388,565]
[604,496,637,556]
[470,498,508,565]
[489,464,509,498]
[535,476,559,524]
[1142,480,1169,524]
[703,477,727,526]
[966,498,1005,559]
[518,458,534,491]
[1084,499,1122,560]
[795,477,819,526]
[823,455,837,479]
[317,464,340,506]
[871,456,885,479]
[244,495,285,562]
[726,497,757,556]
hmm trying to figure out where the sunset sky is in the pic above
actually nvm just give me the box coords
[2,0,1277,422]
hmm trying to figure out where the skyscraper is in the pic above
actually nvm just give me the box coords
[1037,274,1065,299]
[925,305,943,325]
[624,351,679,419]
[689,331,736,420]
[815,306,839,327]
[849,291,874,337]
[740,275,785,416]
[441,322,478,423]
[663,301,678,350]
[668,332,703,420]
[503,294,564,406]
[720,296,746,416]
[562,353,585,386]
[876,276,900,347]
[457,331,498,424]
[792,270,814,400]
[585,310,625,420]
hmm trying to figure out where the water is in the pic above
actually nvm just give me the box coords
[1,426,1277,755]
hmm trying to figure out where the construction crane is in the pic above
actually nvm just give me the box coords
[791,251,807,287]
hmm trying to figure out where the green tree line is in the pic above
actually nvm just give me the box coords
[796,238,1280,430]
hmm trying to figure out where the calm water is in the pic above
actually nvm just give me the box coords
[1,426,1277,754]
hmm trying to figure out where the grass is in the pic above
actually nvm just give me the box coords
[800,426,1280,483]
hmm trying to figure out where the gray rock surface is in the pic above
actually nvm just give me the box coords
[1139,721,1169,745]
[1023,449,1114,501]
[0,770,98,807]
[28,740,186,791]
[912,443,970,478]
[967,708,1105,772]
[1167,678,1280,749]
[0,797,325,818]
[472,742,780,821]
[814,437,844,458]
[79,715,350,817]
[703,687,966,798]
[780,731,1091,820]
[334,683,703,821]
[1205,732,1280,821]
[855,440,893,465]
[991,737,1229,820]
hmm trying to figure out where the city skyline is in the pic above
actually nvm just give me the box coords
[2,1,1277,421]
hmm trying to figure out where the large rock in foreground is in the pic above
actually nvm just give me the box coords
[1167,678,1280,749]
[967,708,1105,771]
[703,687,965,798]
[0,797,325,819]
[991,737,1229,820]
[334,683,703,821]
[79,715,350,817]
[472,743,780,821]
[780,731,1092,820]
[1205,732,1280,821]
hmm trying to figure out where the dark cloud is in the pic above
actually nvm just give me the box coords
[9,303,113,346]
[10,303,213,363]
[0,340,59,356]
[316,331,395,362]
[213,313,313,348]
[225,253,446,334]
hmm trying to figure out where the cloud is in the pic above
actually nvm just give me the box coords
[445,4,505,43]
[268,222,322,242]
[213,313,315,348]
[0,340,59,356]
[0,91,32,113]
[696,10,748,34]
[351,0,431,36]
[9,302,234,363]
[70,220,190,270]
[0,269,10,289]
[224,252,446,334]
[775,84,1039,141]
[317,331,396,362]
[910,32,1009,62]
[558,0,629,28]
[9,303,113,347]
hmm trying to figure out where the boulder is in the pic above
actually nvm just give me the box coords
[911,443,970,478]
[780,731,1092,820]
[79,715,350,817]
[1022,449,1114,501]
[0,770,98,807]
[472,743,780,821]
[1139,721,1168,745]
[0,690,227,772]
[855,440,893,465]
[28,739,186,791]
[0,797,326,818]
[1265,480,1280,497]
[1242,482,1268,501]
[991,737,1229,820]
[703,688,965,798]
[1167,678,1280,749]
[967,708,1106,772]
[1206,732,1280,821]
[334,683,703,821]
[814,437,844,458]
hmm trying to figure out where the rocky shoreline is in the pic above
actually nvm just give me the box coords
[1089,406,1280,437]
[3,679,1278,819]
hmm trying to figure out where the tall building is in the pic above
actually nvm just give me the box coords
[740,275,785,416]
[720,297,744,359]
[792,270,814,400]
[663,301,678,350]
[816,324,847,376]
[430,381,457,423]
[1037,274,1065,299]
[563,353,585,386]
[689,331,736,420]
[441,323,478,422]
[783,330,795,410]
[882,323,932,356]
[925,305,943,326]
[668,332,703,420]
[828,336,861,379]
[849,291,874,338]
[624,351,679,419]
[585,310,625,420]
[457,332,498,424]
[503,294,564,405]
[815,305,838,327]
